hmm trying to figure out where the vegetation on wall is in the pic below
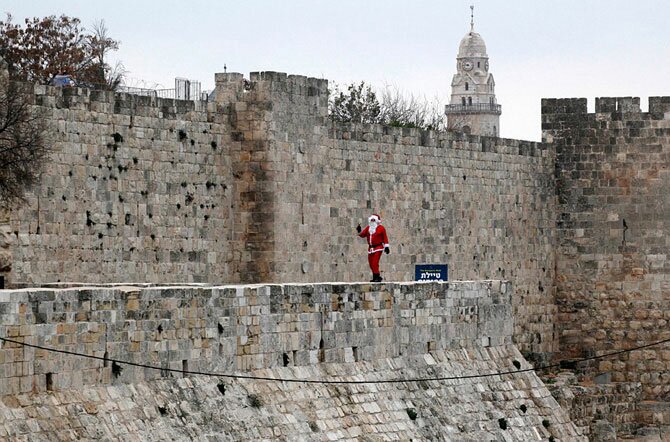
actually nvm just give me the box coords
[0,14,124,90]
[329,81,447,131]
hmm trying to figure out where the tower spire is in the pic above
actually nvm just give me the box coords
[446,8,501,137]
[470,5,474,32]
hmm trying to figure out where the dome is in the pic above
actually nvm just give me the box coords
[458,31,488,58]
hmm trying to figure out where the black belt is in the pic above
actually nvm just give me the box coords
[369,244,382,247]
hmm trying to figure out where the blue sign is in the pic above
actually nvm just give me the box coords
[415,264,448,281]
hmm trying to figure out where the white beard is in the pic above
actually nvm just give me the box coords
[369,222,378,235]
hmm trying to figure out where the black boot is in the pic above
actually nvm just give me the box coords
[371,273,383,282]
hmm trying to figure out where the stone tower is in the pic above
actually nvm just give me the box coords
[445,7,501,136]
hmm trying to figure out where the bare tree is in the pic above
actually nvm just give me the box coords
[0,60,48,209]
[446,113,470,133]
[379,86,446,131]
[81,20,125,89]
[329,81,446,131]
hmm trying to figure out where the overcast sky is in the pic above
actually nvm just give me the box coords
[3,0,669,141]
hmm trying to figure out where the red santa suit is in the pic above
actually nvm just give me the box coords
[357,214,390,280]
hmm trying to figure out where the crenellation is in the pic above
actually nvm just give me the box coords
[649,96,670,120]
[594,96,641,114]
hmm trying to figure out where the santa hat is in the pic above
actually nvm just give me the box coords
[368,214,381,223]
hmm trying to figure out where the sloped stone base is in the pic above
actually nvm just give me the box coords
[0,345,584,441]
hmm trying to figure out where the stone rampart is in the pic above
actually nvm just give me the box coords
[0,281,587,440]
[543,97,670,406]
[7,81,235,286]
[213,72,557,365]
[0,347,585,440]
[6,71,557,364]
[0,281,510,394]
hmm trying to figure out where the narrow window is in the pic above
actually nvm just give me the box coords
[477,61,480,68]
[461,97,466,105]
[465,82,469,91]
[182,360,188,377]
[352,346,359,362]
[103,350,109,367]
[46,373,53,391]
[468,97,472,105]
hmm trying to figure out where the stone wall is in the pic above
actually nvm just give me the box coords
[0,281,586,440]
[214,72,330,283]
[543,97,670,402]
[7,71,558,364]
[214,72,557,364]
[548,371,644,438]
[0,281,511,394]
[8,82,234,286]
[0,347,584,441]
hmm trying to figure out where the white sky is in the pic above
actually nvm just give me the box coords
[3,0,669,141]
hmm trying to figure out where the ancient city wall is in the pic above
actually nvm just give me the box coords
[0,281,510,394]
[4,81,235,286]
[0,281,585,440]
[214,72,558,364]
[543,97,670,403]
[5,65,670,436]
[4,71,558,364]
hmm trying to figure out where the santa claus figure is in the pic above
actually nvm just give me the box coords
[356,214,390,282]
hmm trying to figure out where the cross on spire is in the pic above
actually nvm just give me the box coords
[470,5,475,32]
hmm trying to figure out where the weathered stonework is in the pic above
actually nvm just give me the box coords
[0,281,511,392]
[3,59,670,437]
[0,281,585,440]
[543,96,670,436]
[7,71,557,366]
[8,83,234,286]
[0,348,584,441]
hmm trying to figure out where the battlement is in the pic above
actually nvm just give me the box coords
[329,120,548,157]
[542,96,670,139]
[26,81,212,118]
[249,71,329,94]
[594,96,640,113]
[542,96,670,118]
[19,70,329,121]
[649,96,670,118]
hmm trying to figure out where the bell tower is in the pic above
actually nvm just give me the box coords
[445,6,501,136]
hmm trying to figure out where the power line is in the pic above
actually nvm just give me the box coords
[0,336,668,385]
